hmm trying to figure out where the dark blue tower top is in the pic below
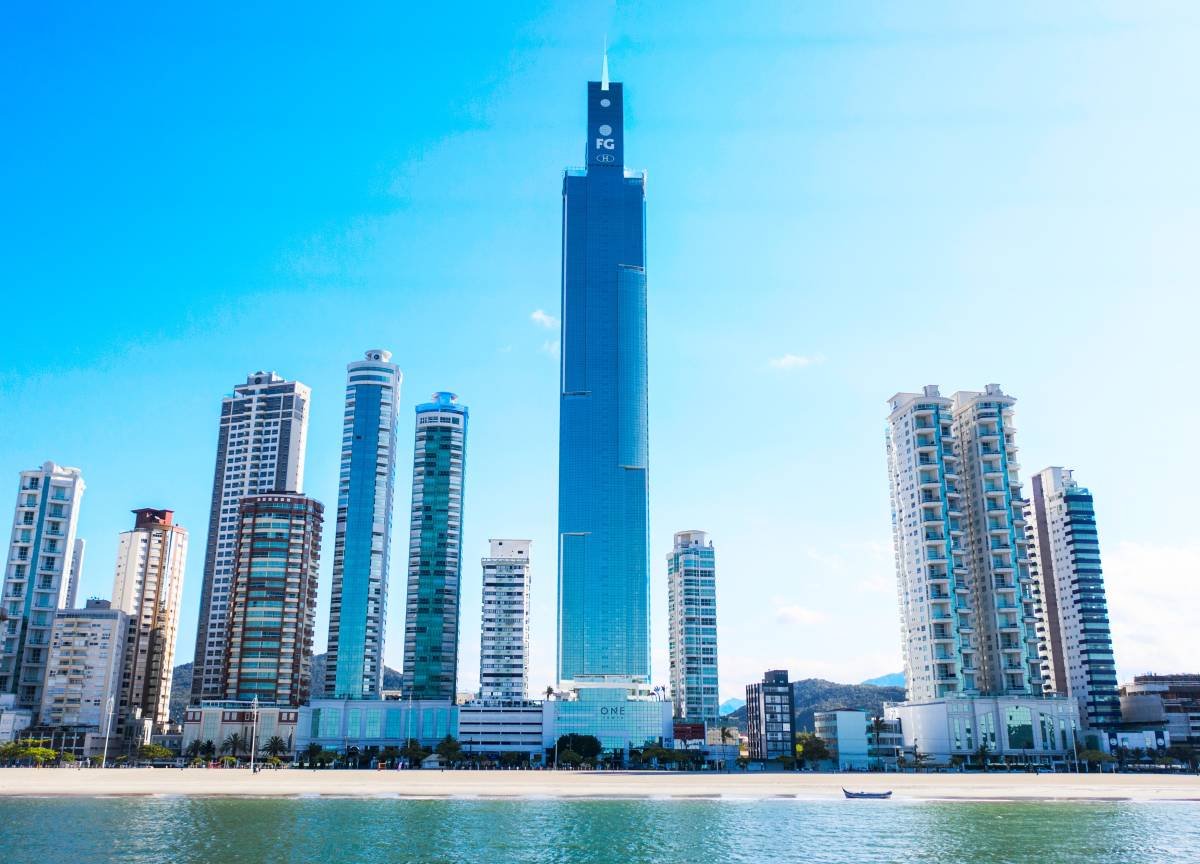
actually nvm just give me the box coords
[586,80,624,169]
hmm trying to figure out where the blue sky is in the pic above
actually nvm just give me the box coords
[2,3,1197,700]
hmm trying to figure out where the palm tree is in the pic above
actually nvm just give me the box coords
[221,733,247,760]
[544,685,555,701]
[185,740,203,760]
[303,743,324,769]
[720,724,734,746]
[261,736,289,759]
[201,740,217,759]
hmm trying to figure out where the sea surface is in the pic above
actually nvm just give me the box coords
[1,797,1198,863]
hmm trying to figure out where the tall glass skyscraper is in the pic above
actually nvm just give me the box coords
[402,392,468,701]
[556,70,650,688]
[323,349,401,699]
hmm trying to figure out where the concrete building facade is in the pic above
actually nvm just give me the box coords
[666,530,719,726]
[1025,467,1120,733]
[886,386,1040,701]
[38,599,127,729]
[112,508,187,734]
[479,539,531,702]
[1,462,86,711]
[746,669,793,761]
[223,493,323,706]
[192,371,310,701]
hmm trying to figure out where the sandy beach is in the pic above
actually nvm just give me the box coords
[1,768,1197,802]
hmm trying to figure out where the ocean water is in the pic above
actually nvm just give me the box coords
[1,798,1198,863]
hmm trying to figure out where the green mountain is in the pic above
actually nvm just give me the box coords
[720,678,906,732]
[861,672,905,688]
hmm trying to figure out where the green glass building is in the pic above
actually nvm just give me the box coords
[401,392,468,700]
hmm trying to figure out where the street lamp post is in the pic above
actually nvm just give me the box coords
[100,696,115,768]
[249,696,259,773]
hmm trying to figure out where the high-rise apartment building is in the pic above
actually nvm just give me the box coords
[746,669,793,761]
[223,493,322,706]
[39,599,127,728]
[556,69,650,689]
[1,462,86,711]
[324,350,401,700]
[112,509,187,733]
[1025,467,1119,730]
[402,392,468,701]
[479,539,531,702]
[667,531,719,725]
[887,385,1039,702]
[191,371,310,702]
[65,538,85,610]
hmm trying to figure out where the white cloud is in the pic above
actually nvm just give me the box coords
[530,309,559,329]
[769,353,825,370]
[540,339,560,360]
[771,596,826,626]
[1104,541,1200,680]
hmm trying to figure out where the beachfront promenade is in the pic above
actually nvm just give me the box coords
[1,768,1197,801]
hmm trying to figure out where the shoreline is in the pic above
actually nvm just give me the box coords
[1,769,1198,803]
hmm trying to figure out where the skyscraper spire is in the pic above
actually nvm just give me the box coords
[601,37,609,91]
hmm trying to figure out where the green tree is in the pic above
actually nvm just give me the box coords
[0,741,22,764]
[138,744,174,762]
[261,736,289,759]
[201,740,217,759]
[775,754,797,771]
[220,755,237,768]
[400,738,430,767]
[221,733,247,760]
[554,734,602,762]
[435,735,463,765]
[974,743,991,771]
[380,745,401,768]
[303,743,325,769]
[559,748,583,767]
[184,740,204,760]
[1167,744,1198,770]
[795,733,830,767]
[24,747,58,765]
[735,756,749,771]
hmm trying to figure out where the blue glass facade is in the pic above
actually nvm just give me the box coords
[557,79,650,685]
[403,392,468,700]
[324,351,400,699]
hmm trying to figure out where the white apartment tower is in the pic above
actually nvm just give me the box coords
[478,539,531,702]
[667,530,720,725]
[65,538,85,609]
[1025,467,1120,730]
[887,385,1039,703]
[113,509,188,733]
[191,371,310,701]
[0,462,86,711]
[39,599,127,728]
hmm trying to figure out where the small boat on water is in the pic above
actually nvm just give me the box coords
[842,788,892,799]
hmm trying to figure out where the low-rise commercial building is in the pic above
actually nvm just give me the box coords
[181,701,300,755]
[459,700,543,758]
[885,694,1082,765]
[1120,675,1200,746]
[296,698,456,755]
[814,710,869,770]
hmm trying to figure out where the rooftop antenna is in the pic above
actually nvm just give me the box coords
[601,36,610,91]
